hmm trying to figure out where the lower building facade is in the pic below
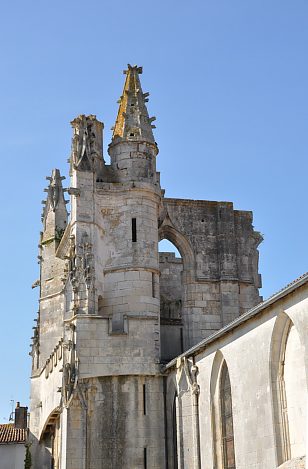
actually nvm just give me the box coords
[165,274,308,469]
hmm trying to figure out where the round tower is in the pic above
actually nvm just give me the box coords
[101,65,162,352]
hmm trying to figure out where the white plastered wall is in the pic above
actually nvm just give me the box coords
[167,286,308,469]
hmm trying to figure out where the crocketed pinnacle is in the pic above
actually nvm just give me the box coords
[41,169,68,239]
[112,64,156,144]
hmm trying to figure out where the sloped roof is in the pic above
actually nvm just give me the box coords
[0,424,27,444]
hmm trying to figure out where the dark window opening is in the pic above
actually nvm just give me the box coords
[132,218,137,242]
[130,133,135,137]
[180,328,184,353]
[143,384,146,415]
[152,273,155,298]
[144,447,147,469]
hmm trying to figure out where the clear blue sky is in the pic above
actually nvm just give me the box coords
[0,0,307,421]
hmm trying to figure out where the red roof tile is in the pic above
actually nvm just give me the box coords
[0,424,27,444]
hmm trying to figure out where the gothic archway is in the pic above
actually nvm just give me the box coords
[159,223,196,353]
[159,224,195,275]
[270,312,307,465]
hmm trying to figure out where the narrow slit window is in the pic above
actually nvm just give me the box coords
[132,218,137,242]
[152,273,155,298]
[143,384,146,415]
[144,447,147,469]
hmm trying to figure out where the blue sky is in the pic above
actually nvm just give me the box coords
[0,0,307,421]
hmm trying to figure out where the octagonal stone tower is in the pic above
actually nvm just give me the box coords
[29,65,262,469]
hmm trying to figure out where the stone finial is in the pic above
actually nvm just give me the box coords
[41,169,68,243]
[44,169,66,212]
[70,114,104,172]
[111,65,156,144]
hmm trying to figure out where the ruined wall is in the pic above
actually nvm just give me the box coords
[159,198,262,348]
[159,252,183,361]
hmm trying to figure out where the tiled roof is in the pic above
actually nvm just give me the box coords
[0,424,27,444]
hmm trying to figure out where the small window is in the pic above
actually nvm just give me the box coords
[144,447,147,469]
[132,218,137,242]
[143,384,146,415]
[130,133,135,137]
[152,273,155,298]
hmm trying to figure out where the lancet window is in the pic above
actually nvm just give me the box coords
[220,362,236,469]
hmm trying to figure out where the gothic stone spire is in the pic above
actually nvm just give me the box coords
[112,64,156,144]
[41,168,68,244]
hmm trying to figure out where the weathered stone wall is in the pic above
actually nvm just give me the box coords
[159,198,262,349]
[73,316,160,377]
[65,376,165,469]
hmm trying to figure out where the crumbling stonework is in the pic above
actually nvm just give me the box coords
[29,65,264,468]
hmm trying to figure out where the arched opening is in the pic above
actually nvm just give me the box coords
[39,409,61,469]
[159,239,183,362]
[220,362,236,469]
[270,313,307,465]
[211,352,236,469]
[159,223,196,356]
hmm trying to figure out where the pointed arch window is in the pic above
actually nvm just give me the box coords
[220,362,236,469]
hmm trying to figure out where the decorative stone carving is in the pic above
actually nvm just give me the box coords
[70,115,103,172]
[44,169,66,211]
[29,315,40,371]
[62,324,78,406]
[41,169,68,244]
[79,232,94,290]
[176,357,199,396]
[67,235,77,287]
[63,231,95,314]
[63,362,76,404]
[71,115,91,169]
[43,339,63,379]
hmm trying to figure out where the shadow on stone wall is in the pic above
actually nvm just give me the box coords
[27,431,53,469]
